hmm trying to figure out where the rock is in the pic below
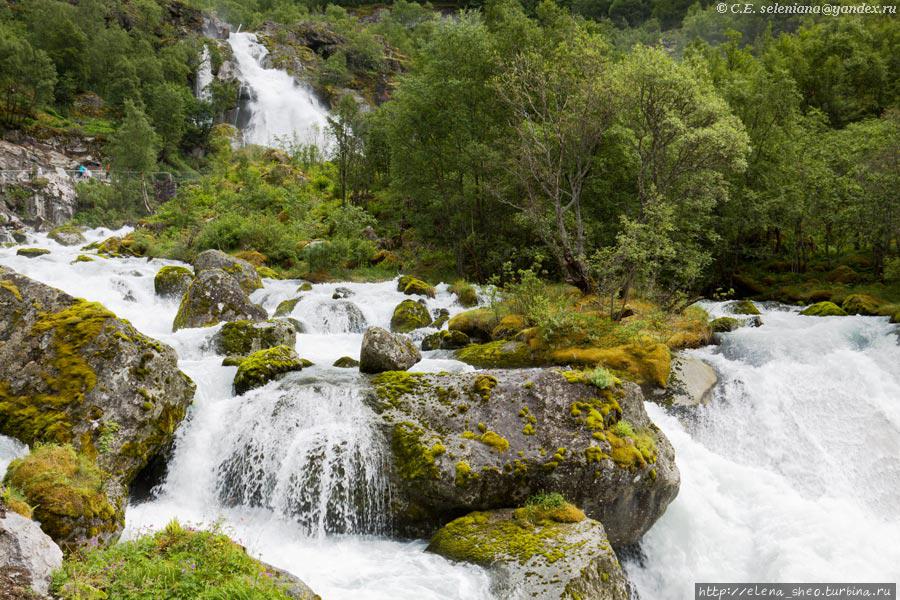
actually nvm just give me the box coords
[431,308,450,329]
[550,343,671,388]
[457,340,536,368]
[366,370,679,546]
[397,275,436,298]
[153,265,193,298]
[11,230,27,243]
[359,327,421,374]
[491,314,527,340]
[0,509,63,596]
[422,329,470,351]
[261,560,322,600]
[233,346,303,394]
[15,248,50,258]
[727,300,760,315]
[333,356,360,368]
[663,355,717,407]
[172,268,267,331]
[841,293,881,316]
[47,225,85,246]
[193,249,262,294]
[390,299,432,333]
[332,286,354,299]
[0,140,79,229]
[448,308,501,342]
[298,282,313,292]
[800,301,847,317]
[213,319,296,356]
[72,254,94,263]
[275,296,301,316]
[0,267,196,483]
[315,300,368,333]
[710,316,741,332]
[427,508,628,600]
[89,234,149,258]
[4,445,124,551]
[745,315,763,327]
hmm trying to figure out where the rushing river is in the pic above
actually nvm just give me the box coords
[1,231,899,599]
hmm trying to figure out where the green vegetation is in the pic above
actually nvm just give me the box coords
[51,519,304,599]
[800,301,847,317]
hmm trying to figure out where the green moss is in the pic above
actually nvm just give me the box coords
[392,422,445,481]
[51,520,304,599]
[463,429,509,453]
[710,316,741,332]
[473,374,498,401]
[841,293,882,316]
[275,296,301,317]
[454,460,478,486]
[0,278,23,301]
[551,342,671,388]
[298,282,314,292]
[256,265,280,279]
[398,276,436,298]
[516,493,585,524]
[97,421,120,454]
[448,308,502,340]
[800,301,847,317]
[390,299,432,333]
[3,444,121,549]
[491,314,527,340]
[569,392,656,470]
[1,483,33,518]
[449,280,479,307]
[370,371,426,410]
[730,300,760,315]
[16,247,51,258]
[233,345,303,395]
[153,266,192,297]
[333,356,359,368]
[73,255,94,263]
[217,319,291,356]
[456,340,535,368]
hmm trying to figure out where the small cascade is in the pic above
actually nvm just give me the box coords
[227,31,330,149]
[195,46,213,101]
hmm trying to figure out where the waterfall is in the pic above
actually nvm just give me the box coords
[195,46,213,101]
[227,32,330,149]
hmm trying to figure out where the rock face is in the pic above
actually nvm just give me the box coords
[0,266,196,483]
[0,509,63,596]
[212,319,296,356]
[153,265,193,298]
[661,355,717,407]
[173,268,267,330]
[193,249,262,294]
[366,369,679,546]
[0,139,79,230]
[427,509,628,600]
[359,327,421,374]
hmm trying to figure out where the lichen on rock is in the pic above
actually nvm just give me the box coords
[390,299,432,333]
[213,319,296,356]
[172,268,267,331]
[153,265,193,299]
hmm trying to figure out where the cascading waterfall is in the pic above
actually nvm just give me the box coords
[227,31,330,149]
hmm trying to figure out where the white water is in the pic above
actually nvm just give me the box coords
[628,302,900,597]
[195,46,213,101]
[228,32,330,149]
[0,229,491,600]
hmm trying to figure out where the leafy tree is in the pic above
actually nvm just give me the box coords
[108,100,161,214]
[0,27,56,125]
[327,94,365,205]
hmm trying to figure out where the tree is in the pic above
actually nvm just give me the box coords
[495,34,617,292]
[108,100,161,214]
[327,94,365,205]
[0,27,56,126]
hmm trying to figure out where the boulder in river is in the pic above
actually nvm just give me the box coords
[173,268,267,331]
[213,319,296,356]
[0,506,63,597]
[153,265,193,298]
[727,300,760,315]
[0,266,196,483]
[47,225,86,247]
[799,301,846,317]
[659,354,717,407]
[193,249,262,294]
[233,345,304,394]
[422,329,470,351]
[366,369,679,546]
[397,275,435,298]
[427,505,628,600]
[390,299,432,333]
[360,327,421,374]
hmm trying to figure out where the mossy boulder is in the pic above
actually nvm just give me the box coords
[390,299,432,333]
[153,265,193,299]
[397,275,435,298]
[16,248,50,259]
[366,369,679,546]
[360,327,421,374]
[710,316,742,333]
[448,308,501,342]
[193,249,262,294]
[727,300,760,315]
[212,319,296,356]
[256,265,280,279]
[88,234,149,258]
[449,281,479,307]
[275,296,301,317]
[550,343,671,388]
[422,329,470,351]
[172,268,267,331]
[841,294,882,316]
[233,345,303,395]
[491,314,528,340]
[827,264,859,284]
[333,356,360,368]
[427,508,627,600]
[0,267,196,484]
[3,445,124,551]
[456,340,537,368]
[48,225,85,246]
[800,301,847,317]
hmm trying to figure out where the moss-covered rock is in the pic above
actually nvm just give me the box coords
[193,249,262,294]
[430,307,450,329]
[16,248,50,258]
[728,300,760,315]
[233,345,303,395]
[172,268,267,331]
[550,343,671,388]
[426,507,627,600]
[153,265,193,299]
[710,316,742,333]
[48,225,86,246]
[800,301,847,317]
[333,356,359,368]
[456,340,536,368]
[422,329,470,351]
[212,319,296,356]
[397,275,435,298]
[360,327,421,373]
[0,267,195,484]
[841,293,882,316]
[390,299,432,333]
[3,445,124,551]
[448,308,502,342]
[256,265,280,279]
[72,254,94,263]
[88,234,149,258]
[275,296,301,317]
[298,282,313,292]
[491,314,528,340]
[367,369,678,546]
[449,280,479,307]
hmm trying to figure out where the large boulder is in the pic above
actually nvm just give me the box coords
[427,506,628,600]
[727,300,760,315]
[397,275,435,298]
[366,369,679,546]
[448,308,501,342]
[390,299,432,333]
[0,508,63,597]
[0,266,196,483]
[799,301,846,317]
[233,346,304,395]
[193,249,262,294]
[360,327,421,374]
[212,319,296,356]
[153,265,193,298]
[659,355,717,407]
[173,268,267,331]
[841,293,881,316]
[47,225,85,247]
